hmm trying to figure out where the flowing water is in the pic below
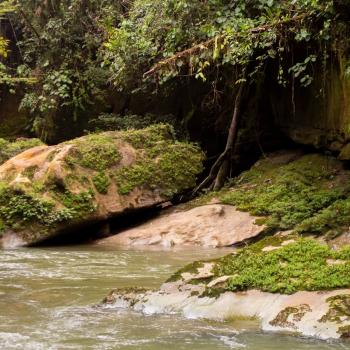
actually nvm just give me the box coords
[0,244,348,350]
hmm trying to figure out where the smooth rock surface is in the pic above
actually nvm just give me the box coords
[98,204,265,247]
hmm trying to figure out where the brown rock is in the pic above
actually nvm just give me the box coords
[98,204,265,247]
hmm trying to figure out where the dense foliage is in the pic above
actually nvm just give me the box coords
[0,1,126,139]
[0,1,17,82]
[1,0,349,140]
[103,0,347,90]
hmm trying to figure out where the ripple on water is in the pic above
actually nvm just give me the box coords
[0,246,349,350]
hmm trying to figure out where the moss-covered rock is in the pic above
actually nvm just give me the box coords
[0,124,204,247]
[102,237,350,340]
[0,138,44,165]
[169,237,350,295]
[192,150,350,238]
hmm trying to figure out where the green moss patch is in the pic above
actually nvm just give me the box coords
[93,172,111,194]
[170,238,350,295]
[320,294,350,323]
[216,239,350,294]
[295,198,350,236]
[269,304,311,328]
[0,187,75,232]
[115,125,204,196]
[115,142,204,196]
[67,133,121,171]
[0,138,44,165]
[211,153,350,235]
[166,261,205,283]
[57,190,96,219]
[119,124,175,149]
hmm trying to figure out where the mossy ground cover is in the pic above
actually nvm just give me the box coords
[115,125,204,196]
[0,186,76,233]
[212,153,350,236]
[215,239,350,294]
[0,138,44,165]
[171,238,350,295]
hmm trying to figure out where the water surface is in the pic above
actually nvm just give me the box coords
[0,245,348,350]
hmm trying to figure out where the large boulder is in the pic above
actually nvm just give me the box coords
[99,150,350,247]
[0,125,204,247]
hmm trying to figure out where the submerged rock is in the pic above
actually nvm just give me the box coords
[0,125,204,247]
[98,204,264,247]
[102,238,350,340]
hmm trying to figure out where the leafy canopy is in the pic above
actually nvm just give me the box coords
[103,0,340,90]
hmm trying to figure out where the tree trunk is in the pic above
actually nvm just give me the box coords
[192,82,245,195]
[213,82,244,190]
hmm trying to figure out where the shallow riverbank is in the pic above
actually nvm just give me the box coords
[0,244,347,350]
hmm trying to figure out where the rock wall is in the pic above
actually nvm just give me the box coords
[269,57,350,156]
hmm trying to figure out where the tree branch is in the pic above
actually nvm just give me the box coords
[144,13,308,77]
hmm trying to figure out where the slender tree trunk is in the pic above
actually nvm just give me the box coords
[192,82,245,195]
[213,82,244,190]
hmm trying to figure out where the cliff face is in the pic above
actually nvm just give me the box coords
[270,57,350,156]
[0,90,31,139]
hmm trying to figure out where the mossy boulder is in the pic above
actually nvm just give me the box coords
[338,143,350,160]
[193,150,350,238]
[0,138,44,165]
[0,124,204,247]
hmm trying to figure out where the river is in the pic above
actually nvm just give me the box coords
[0,245,347,350]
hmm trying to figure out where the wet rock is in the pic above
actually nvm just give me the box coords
[102,281,350,340]
[102,238,350,340]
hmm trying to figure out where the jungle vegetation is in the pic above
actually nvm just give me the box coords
[0,0,350,190]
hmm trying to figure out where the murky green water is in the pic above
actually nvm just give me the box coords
[0,245,348,350]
